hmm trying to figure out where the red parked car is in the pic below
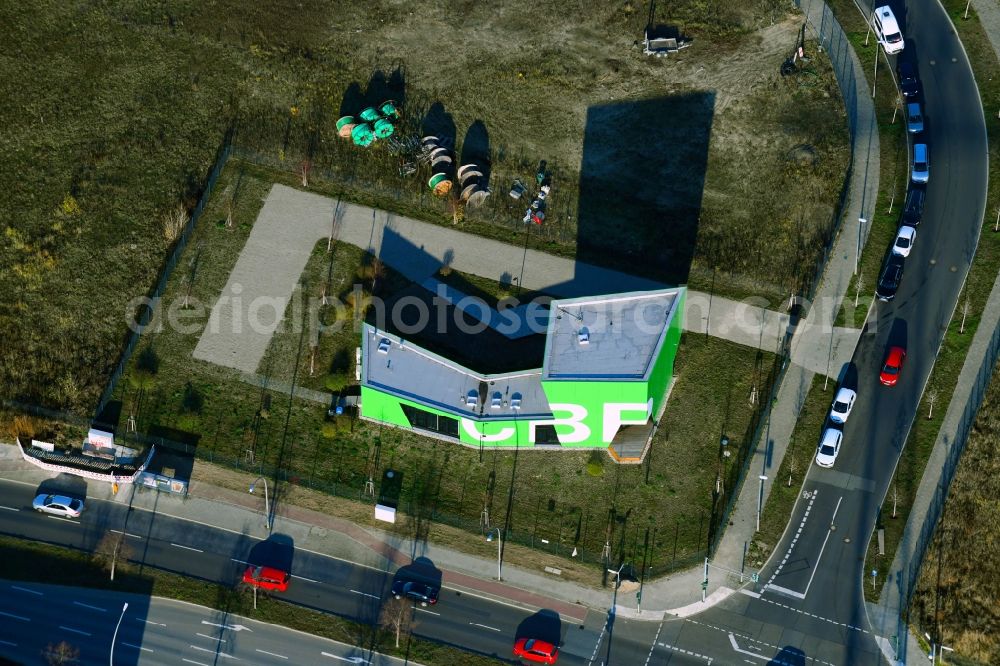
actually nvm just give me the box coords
[513,638,559,664]
[879,346,906,386]
[242,565,290,592]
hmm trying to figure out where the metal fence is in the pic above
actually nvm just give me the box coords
[94,129,234,418]
[901,317,1000,612]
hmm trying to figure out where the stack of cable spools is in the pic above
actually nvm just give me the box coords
[336,100,401,147]
[422,136,454,197]
[457,162,490,209]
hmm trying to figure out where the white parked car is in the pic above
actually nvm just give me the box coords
[893,226,917,257]
[829,388,857,424]
[872,6,904,54]
[32,493,84,518]
[815,428,843,468]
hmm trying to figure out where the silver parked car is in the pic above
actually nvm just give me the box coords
[32,493,84,518]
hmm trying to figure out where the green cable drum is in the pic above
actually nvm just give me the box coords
[359,107,380,122]
[428,173,448,191]
[336,116,355,131]
[351,123,375,147]
[373,118,395,139]
[379,100,400,118]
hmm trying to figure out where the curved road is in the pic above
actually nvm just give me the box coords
[650,0,989,664]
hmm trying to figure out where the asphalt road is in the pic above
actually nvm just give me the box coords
[639,0,989,664]
[0,478,674,666]
[0,579,419,666]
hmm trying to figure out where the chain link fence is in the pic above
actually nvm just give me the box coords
[94,128,234,419]
[901,319,1000,613]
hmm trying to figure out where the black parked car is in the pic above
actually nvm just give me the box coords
[877,254,906,302]
[897,60,922,99]
[391,577,439,606]
[901,186,926,226]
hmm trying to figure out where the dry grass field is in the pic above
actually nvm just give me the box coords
[0,0,848,415]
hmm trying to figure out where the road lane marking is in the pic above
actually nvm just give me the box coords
[291,574,318,583]
[190,645,238,659]
[110,529,143,539]
[0,611,29,622]
[0,640,15,647]
[349,589,380,600]
[73,601,106,612]
[320,652,370,663]
[586,615,608,665]
[687,619,837,666]
[256,649,289,659]
[658,640,714,664]
[59,625,91,637]
[121,642,153,652]
[182,659,210,666]
[830,496,843,525]
[201,620,252,632]
[765,584,806,600]
[748,595,869,633]
[196,633,226,643]
[231,558,250,565]
[47,516,80,524]
[0,505,19,512]
[11,585,42,595]
[138,618,166,627]
[643,621,664,666]
[415,607,440,616]
[738,589,761,599]
[469,622,501,632]
[171,543,204,552]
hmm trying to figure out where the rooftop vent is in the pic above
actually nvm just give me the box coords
[491,392,502,409]
[510,392,522,410]
[578,327,590,345]
[466,390,479,408]
[377,337,391,354]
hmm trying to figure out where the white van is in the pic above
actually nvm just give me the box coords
[872,6,904,54]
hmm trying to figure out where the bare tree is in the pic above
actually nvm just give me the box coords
[926,388,939,420]
[960,297,970,334]
[854,273,865,308]
[93,530,134,581]
[300,159,312,187]
[43,641,79,665]
[161,203,189,243]
[379,596,414,648]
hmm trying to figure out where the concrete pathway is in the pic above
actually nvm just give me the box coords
[194,183,860,375]
[873,3,1000,664]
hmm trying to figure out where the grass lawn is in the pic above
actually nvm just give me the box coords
[747,375,828,568]
[0,1,849,415]
[825,0,911,328]
[86,147,777,579]
[0,533,504,665]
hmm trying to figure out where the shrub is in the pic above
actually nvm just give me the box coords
[324,373,350,392]
[181,382,203,414]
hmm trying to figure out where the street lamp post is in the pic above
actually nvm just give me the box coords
[110,602,128,666]
[756,475,768,532]
[249,476,271,530]
[486,527,503,581]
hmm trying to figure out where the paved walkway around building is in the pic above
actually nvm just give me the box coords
[872,3,1000,663]
[190,183,861,376]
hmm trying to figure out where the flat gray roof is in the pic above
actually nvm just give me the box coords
[361,324,551,419]
[543,289,681,381]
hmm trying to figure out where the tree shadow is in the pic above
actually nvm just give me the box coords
[421,102,456,148]
[515,608,563,645]
[576,92,714,285]
[460,120,492,194]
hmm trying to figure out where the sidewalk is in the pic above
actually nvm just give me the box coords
[873,3,1000,664]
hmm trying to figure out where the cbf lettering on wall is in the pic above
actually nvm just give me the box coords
[459,399,654,445]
